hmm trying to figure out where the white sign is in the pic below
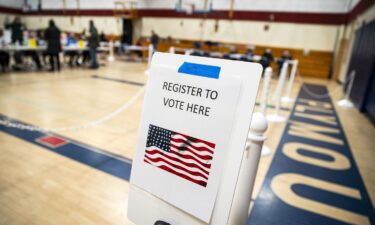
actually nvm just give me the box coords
[128,53,262,224]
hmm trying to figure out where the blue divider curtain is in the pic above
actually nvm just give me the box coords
[347,19,375,123]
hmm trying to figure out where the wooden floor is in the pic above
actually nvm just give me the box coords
[0,60,374,225]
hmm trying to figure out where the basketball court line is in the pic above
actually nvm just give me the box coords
[0,74,89,88]
[248,83,375,225]
[255,102,290,111]
[91,75,145,86]
[0,114,132,181]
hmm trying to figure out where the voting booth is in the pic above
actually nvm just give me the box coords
[128,53,264,225]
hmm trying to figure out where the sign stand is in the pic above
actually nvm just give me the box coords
[128,53,263,225]
[259,67,272,156]
[267,62,288,123]
[107,41,115,62]
[228,112,267,224]
[281,60,298,103]
[144,44,154,75]
[337,70,355,108]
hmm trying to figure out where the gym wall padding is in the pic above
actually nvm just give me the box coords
[347,19,375,120]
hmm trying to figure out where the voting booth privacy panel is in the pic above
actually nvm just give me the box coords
[128,53,262,225]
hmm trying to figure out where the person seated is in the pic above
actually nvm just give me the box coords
[0,29,10,72]
[100,31,107,42]
[202,52,210,57]
[223,54,230,59]
[191,41,204,56]
[65,32,79,67]
[247,46,254,55]
[36,29,45,46]
[259,48,274,70]
[277,50,292,75]
[77,33,90,66]
[223,46,239,60]
[23,31,42,70]
[204,41,218,51]
[240,45,255,62]
[36,29,49,67]
[204,41,213,49]
[229,46,237,54]
[133,37,144,59]
[136,37,143,46]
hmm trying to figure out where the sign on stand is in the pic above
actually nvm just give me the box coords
[128,53,262,225]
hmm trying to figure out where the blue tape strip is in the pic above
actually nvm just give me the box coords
[178,62,220,79]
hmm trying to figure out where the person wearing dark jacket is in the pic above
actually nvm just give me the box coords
[6,17,25,68]
[88,20,99,69]
[259,48,274,70]
[0,29,10,72]
[6,16,24,44]
[277,50,292,76]
[100,32,107,42]
[44,20,62,72]
[150,30,159,52]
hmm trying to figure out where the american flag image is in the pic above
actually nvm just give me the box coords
[144,124,216,187]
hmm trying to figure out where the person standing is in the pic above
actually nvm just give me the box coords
[6,16,24,44]
[88,20,99,69]
[6,17,25,68]
[119,30,130,54]
[0,29,10,72]
[44,20,61,72]
[150,30,159,53]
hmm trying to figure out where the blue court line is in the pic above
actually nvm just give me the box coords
[249,84,375,225]
[0,114,132,181]
[91,75,145,86]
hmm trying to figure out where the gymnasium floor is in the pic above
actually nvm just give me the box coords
[0,60,374,225]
